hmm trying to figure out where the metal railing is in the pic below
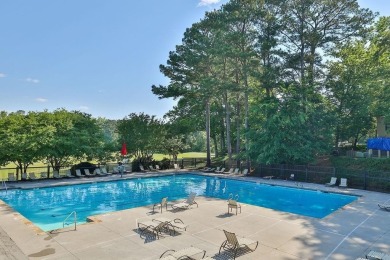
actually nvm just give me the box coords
[63,211,77,230]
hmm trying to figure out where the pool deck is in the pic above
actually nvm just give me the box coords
[0,171,389,259]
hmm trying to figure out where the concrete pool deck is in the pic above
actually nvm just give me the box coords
[0,171,389,259]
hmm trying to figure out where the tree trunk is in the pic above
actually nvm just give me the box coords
[205,99,211,167]
[236,94,241,168]
[223,91,232,168]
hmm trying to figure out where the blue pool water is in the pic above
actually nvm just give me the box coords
[0,174,357,231]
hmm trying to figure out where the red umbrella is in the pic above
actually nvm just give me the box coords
[121,142,127,156]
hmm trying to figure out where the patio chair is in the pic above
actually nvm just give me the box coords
[204,168,215,173]
[378,203,390,211]
[28,172,38,180]
[159,246,206,260]
[40,172,48,179]
[233,168,240,174]
[137,219,172,239]
[153,217,188,234]
[242,169,248,175]
[366,250,390,260]
[139,165,148,172]
[65,170,75,178]
[172,192,198,210]
[155,165,161,171]
[215,167,225,173]
[219,230,258,259]
[8,173,16,181]
[84,169,96,177]
[228,199,241,215]
[75,169,83,177]
[149,165,157,171]
[224,168,234,174]
[100,167,111,175]
[153,197,168,213]
[173,164,180,171]
[289,174,295,180]
[94,168,106,176]
[325,177,337,186]
[52,171,62,179]
[339,178,348,188]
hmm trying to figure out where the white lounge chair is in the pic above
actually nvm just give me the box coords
[139,165,148,172]
[100,167,111,175]
[233,168,240,174]
[40,171,48,179]
[75,169,83,177]
[224,169,234,174]
[52,171,62,179]
[216,167,225,173]
[155,165,161,171]
[149,165,157,171]
[8,173,16,181]
[172,192,198,210]
[339,178,348,188]
[84,169,95,177]
[66,170,75,178]
[325,177,337,186]
[94,168,106,176]
[173,164,180,171]
[28,172,38,180]
[242,169,248,175]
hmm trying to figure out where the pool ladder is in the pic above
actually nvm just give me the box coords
[1,180,7,192]
[63,211,77,230]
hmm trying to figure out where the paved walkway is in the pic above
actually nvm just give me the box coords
[0,171,389,259]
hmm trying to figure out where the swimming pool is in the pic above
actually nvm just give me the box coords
[0,174,358,231]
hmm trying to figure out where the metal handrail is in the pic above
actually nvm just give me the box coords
[63,211,77,230]
[1,180,7,192]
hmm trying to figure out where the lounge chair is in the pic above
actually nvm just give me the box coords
[153,197,168,213]
[21,173,27,180]
[137,219,171,239]
[228,199,241,215]
[224,169,234,174]
[75,169,83,177]
[172,192,198,210]
[173,164,180,171]
[378,203,390,211]
[8,173,16,181]
[52,171,62,179]
[155,165,161,171]
[153,217,188,234]
[159,246,206,260]
[204,168,215,173]
[100,167,111,175]
[215,167,225,173]
[66,170,75,178]
[40,172,48,179]
[366,250,390,260]
[149,165,157,171]
[325,177,337,186]
[242,169,248,175]
[94,168,106,176]
[339,178,348,188]
[233,168,240,174]
[84,169,96,177]
[219,230,259,259]
[289,174,295,180]
[139,165,148,172]
[28,172,37,180]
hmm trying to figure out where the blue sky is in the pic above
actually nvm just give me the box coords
[0,0,388,119]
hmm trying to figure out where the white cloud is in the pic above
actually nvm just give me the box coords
[25,77,40,83]
[198,0,221,6]
[0,73,6,78]
[79,106,89,110]
[35,98,48,102]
